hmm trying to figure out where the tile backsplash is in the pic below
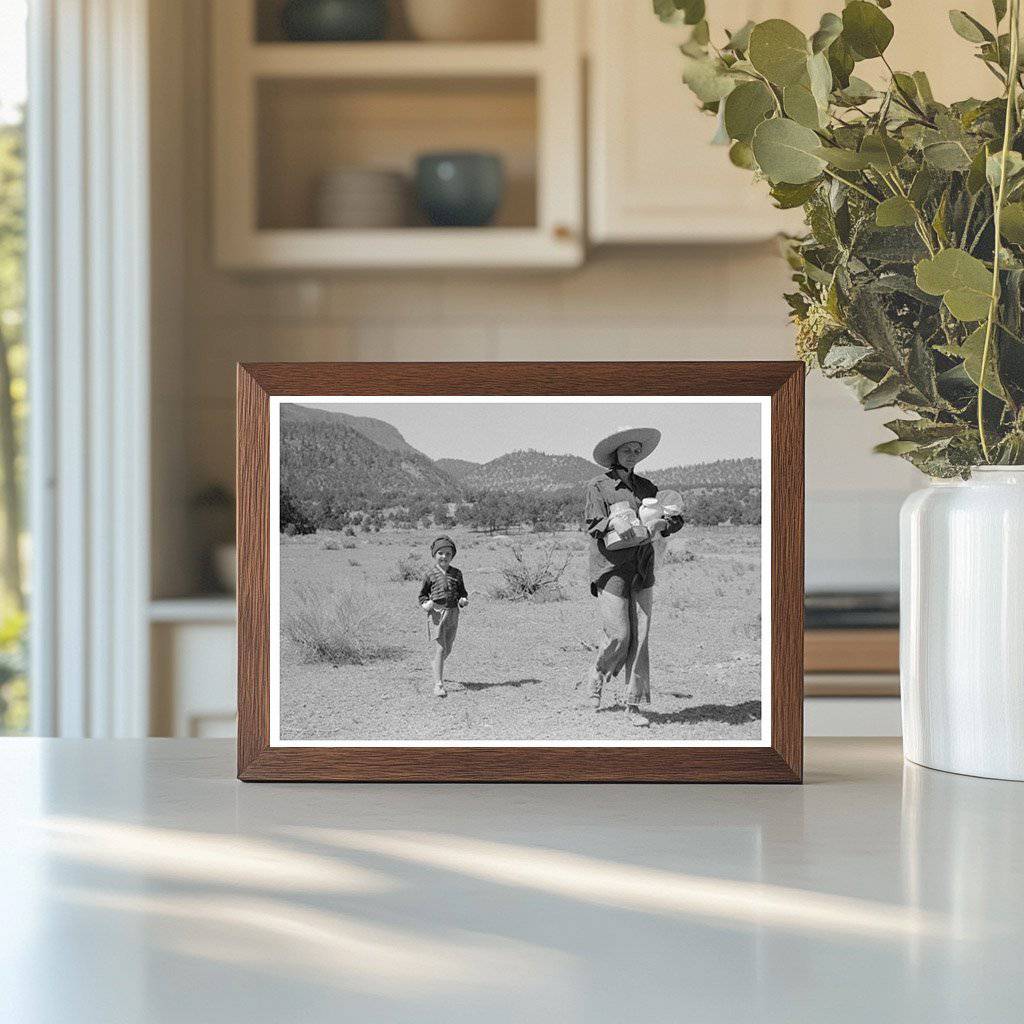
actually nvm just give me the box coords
[170,246,917,594]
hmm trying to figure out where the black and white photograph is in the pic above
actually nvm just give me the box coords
[269,396,770,746]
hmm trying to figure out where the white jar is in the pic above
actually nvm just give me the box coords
[900,467,1024,780]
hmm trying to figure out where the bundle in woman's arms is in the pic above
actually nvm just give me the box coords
[658,0,1024,476]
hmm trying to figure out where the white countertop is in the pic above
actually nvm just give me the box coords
[2,738,1022,1023]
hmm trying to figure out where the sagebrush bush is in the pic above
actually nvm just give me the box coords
[393,551,425,581]
[491,544,571,601]
[665,547,697,565]
[322,538,340,551]
[342,538,358,549]
[284,584,391,666]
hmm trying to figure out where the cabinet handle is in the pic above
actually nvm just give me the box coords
[552,223,574,241]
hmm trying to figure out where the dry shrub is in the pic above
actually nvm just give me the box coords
[491,544,570,602]
[322,538,340,551]
[342,538,358,549]
[284,584,393,666]
[664,547,696,564]
[393,551,426,581]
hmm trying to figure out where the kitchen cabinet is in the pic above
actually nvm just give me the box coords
[211,0,583,269]
[587,0,999,244]
[587,1,812,243]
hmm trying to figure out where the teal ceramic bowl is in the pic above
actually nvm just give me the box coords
[280,0,388,42]
[415,152,505,227]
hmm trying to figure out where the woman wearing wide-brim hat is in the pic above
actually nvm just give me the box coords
[583,426,684,727]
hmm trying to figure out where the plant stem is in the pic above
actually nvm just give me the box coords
[979,0,1021,462]
[821,167,879,203]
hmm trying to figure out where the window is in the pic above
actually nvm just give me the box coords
[0,0,28,734]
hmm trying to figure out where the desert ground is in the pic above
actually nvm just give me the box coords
[278,525,763,743]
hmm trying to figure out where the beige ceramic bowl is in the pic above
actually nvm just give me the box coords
[404,0,534,42]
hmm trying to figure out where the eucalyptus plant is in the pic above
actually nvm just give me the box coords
[658,0,1024,475]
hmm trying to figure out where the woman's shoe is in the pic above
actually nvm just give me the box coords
[627,704,650,728]
[433,682,447,697]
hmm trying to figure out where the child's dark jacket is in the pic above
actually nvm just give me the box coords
[417,565,468,609]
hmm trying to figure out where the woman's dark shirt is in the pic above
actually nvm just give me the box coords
[583,469,684,595]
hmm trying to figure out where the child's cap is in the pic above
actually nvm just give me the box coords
[431,535,457,557]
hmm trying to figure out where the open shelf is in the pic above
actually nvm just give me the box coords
[257,76,537,232]
[213,0,581,268]
[254,0,538,45]
[249,42,544,77]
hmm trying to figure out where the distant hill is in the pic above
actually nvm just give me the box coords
[460,449,600,493]
[279,404,457,508]
[436,457,480,480]
[649,457,761,490]
[289,404,424,458]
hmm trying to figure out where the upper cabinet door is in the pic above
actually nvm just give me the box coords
[587,0,1002,245]
[588,1,811,243]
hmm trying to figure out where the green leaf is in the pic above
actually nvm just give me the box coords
[914,249,994,321]
[1000,202,1024,242]
[807,51,833,110]
[836,75,877,104]
[912,71,935,105]
[653,0,677,23]
[728,140,758,169]
[986,150,1024,190]
[862,375,902,409]
[892,72,919,102]
[827,35,855,89]
[842,1,894,60]
[689,20,710,46]
[932,190,950,247]
[923,141,973,171]
[723,81,775,143]
[723,20,755,53]
[860,133,905,172]
[948,10,993,44]
[958,324,1007,398]
[783,83,822,128]
[875,196,918,228]
[814,145,872,170]
[770,179,820,209]
[653,0,705,25]
[993,1,1008,25]
[751,117,827,184]
[681,55,737,103]
[810,12,843,54]
[748,19,810,87]
[884,419,963,443]
[967,143,993,193]
[822,342,874,373]
[874,439,922,455]
[909,165,936,205]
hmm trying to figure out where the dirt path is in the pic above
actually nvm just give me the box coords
[278,526,763,743]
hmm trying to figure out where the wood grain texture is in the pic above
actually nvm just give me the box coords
[236,361,805,783]
[804,629,899,674]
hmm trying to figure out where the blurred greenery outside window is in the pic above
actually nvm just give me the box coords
[0,1,28,734]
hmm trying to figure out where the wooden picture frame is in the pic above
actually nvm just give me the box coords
[237,362,804,782]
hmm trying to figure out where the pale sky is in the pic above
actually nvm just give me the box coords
[296,399,762,470]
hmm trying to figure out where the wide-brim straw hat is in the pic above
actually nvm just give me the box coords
[592,426,662,469]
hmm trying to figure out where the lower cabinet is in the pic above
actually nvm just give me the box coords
[150,619,237,738]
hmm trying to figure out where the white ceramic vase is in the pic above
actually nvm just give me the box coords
[900,467,1024,780]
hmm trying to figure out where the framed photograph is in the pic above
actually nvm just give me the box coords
[237,362,803,782]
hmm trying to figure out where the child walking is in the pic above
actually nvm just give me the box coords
[417,534,469,697]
